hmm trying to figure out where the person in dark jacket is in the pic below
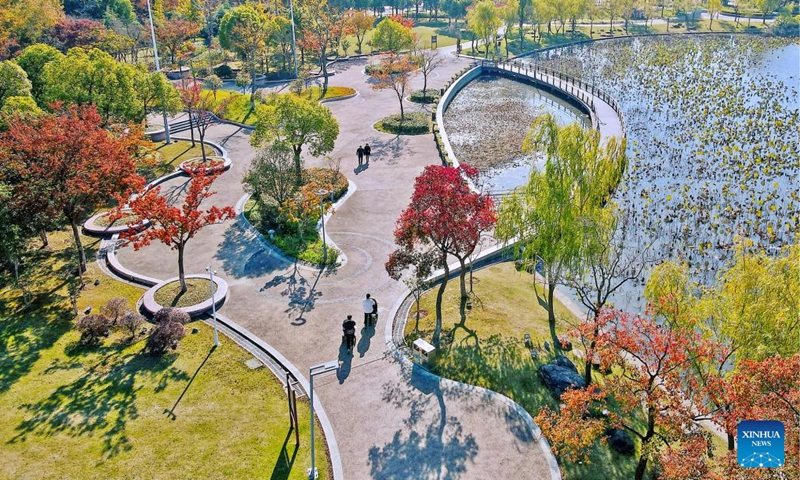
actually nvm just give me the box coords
[356,145,364,166]
[343,315,356,350]
[363,143,371,164]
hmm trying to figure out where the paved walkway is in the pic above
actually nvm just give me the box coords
[118,52,554,479]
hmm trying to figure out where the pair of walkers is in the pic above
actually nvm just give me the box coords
[356,143,371,167]
[342,293,378,351]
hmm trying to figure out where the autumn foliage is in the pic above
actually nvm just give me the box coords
[121,172,235,292]
[0,104,143,272]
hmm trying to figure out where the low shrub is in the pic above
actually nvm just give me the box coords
[772,15,800,37]
[146,320,187,356]
[75,314,113,345]
[213,64,234,78]
[100,297,128,324]
[153,307,191,325]
[117,312,146,339]
[409,90,439,104]
[376,112,430,135]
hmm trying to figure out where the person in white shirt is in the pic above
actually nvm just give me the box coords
[362,293,377,326]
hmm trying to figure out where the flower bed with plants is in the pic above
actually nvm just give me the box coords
[244,167,347,266]
[179,156,226,175]
[409,90,439,104]
[376,112,430,135]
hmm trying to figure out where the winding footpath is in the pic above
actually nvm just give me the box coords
[118,53,563,479]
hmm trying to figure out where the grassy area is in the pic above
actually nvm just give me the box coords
[207,87,357,127]
[147,140,208,179]
[0,229,330,479]
[337,23,459,56]
[406,261,642,480]
[153,278,212,308]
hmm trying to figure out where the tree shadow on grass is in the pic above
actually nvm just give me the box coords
[9,351,189,460]
[0,301,73,396]
[369,366,479,480]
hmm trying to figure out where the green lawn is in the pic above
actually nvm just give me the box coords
[147,140,208,179]
[406,261,642,480]
[0,229,330,479]
[337,23,459,56]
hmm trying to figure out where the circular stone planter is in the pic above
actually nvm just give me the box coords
[141,274,229,318]
[83,209,150,237]
[179,155,231,175]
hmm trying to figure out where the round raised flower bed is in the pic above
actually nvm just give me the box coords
[179,155,230,175]
[141,274,229,318]
[83,209,150,236]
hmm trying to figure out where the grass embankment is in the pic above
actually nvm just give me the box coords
[153,278,211,308]
[464,21,769,57]
[406,261,640,480]
[207,87,356,127]
[0,229,330,479]
[337,21,459,56]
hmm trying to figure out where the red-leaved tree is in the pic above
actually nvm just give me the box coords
[0,104,143,273]
[121,172,235,292]
[536,308,714,480]
[386,164,495,346]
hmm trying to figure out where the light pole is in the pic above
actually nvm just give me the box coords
[308,360,337,480]
[316,189,329,264]
[146,0,171,144]
[205,266,219,347]
[289,0,299,78]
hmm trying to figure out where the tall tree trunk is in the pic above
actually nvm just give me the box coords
[250,56,257,109]
[188,111,196,146]
[320,46,329,97]
[433,256,449,347]
[547,279,556,326]
[70,219,87,274]
[199,126,207,161]
[177,243,187,292]
[634,455,648,480]
[727,432,735,451]
[458,257,468,303]
[293,147,303,187]
[39,228,48,248]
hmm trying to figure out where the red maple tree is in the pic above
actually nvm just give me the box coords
[536,308,714,480]
[121,172,235,292]
[0,104,143,273]
[386,164,495,346]
[155,19,201,65]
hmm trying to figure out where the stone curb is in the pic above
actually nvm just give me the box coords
[233,178,357,272]
[83,210,151,237]
[384,286,563,480]
[141,274,229,318]
[211,312,344,480]
[385,239,573,480]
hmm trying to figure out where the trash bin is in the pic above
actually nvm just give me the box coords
[412,338,436,367]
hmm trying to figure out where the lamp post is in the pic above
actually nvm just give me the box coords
[308,360,337,479]
[316,189,329,264]
[146,0,172,144]
[289,0,299,78]
[205,266,219,347]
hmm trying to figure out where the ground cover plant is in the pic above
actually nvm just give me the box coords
[0,229,330,479]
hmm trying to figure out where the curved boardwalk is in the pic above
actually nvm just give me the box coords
[116,52,555,479]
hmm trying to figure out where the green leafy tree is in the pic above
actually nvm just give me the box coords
[0,95,43,130]
[371,17,415,53]
[754,0,780,23]
[218,3,273,108]
[244,144,297,209]
[41,48,141,124]
[496,114,626,345]
[467,0,501,58]
[134,67,182,124]
[0,61,32,109]
[706,0,722,29]
[252,94,339,187]
[13,44,62,105]
[204,74,223,99]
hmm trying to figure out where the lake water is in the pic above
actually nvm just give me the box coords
[442,75,590,192]
[445,35,799,312]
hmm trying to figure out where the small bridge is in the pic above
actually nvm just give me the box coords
[435,59,627,171]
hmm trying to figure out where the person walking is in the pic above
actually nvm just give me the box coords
[362,293,377,326]
[342,315,356,351]
[364,143,371,164]
[356,145,364,167]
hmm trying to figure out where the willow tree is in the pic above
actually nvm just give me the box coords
[496,113,626,345]
[467,0,501,57]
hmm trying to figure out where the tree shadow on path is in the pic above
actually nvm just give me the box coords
[215,223,290,279]
[368,364,479,479]
[260,262,323,324]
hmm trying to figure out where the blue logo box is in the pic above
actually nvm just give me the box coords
[738,420,784,468]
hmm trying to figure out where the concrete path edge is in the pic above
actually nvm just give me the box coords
[384,289,563,480]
